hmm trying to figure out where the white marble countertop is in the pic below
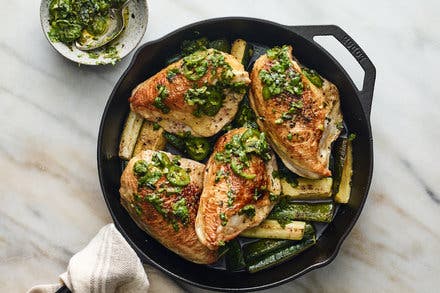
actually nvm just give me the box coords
[1,0,439,292]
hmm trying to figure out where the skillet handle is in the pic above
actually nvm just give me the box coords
[55,285,70,293]
[288,25,376,117]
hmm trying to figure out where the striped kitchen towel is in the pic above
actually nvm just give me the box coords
[28,224,149,293]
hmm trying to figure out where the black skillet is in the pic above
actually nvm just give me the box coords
[96,17,376,291]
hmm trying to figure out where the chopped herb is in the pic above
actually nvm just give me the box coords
[287,133,293,141]
[181,50,248,117]
[303,68,323,88]
[239,204,256,218]
[48,0,126,48]
[277,100,304,123]
[181,37,209,55]
[172,155,181,165]
[348,133,357,141]
[144,193,167,218]
[275,118,283,125]
[208,38,231,53]
[133,160,148,176]
[88,52,100,59]
[215,129,271,179]
[166,68,179,81]
[134,153,190,192]
[220,213,228,226]
[133,193,142,202]
[153,84,170,114]
[172,198,189,225]
[259,46,304,99]
[227,189,235,207]
[132,153,194,230]
[103,45,120,63]
[253,188,264,201]
[152,122,161,131]
[130,203,142,215]
[233,101,258,129]
[166,165,190,187]
[215,169,227,183]
[269,192,279,202]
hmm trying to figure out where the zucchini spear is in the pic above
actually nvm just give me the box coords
[269,202,334,223]
[119,111,144,160]
[240,220,306,240]
[132,121,167,156]
[334,138,353,203]
[281,177,333,199]
[245,224,316,273]
[231,39,253,66]
[224,238,246,271]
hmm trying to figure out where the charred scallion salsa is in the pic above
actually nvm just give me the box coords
[132,152,191,231]
[259,45,304,100]
[48,0,126,45]
[182,50,248,117]
[160,49,248,117]
[215,128,271,179]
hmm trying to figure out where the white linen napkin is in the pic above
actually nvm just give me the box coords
[28,224,185,293]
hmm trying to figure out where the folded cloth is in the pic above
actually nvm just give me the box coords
[28,224,150,293]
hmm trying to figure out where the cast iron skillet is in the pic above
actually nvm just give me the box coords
[97,17,376,291]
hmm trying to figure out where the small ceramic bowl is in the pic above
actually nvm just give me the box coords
[40,0,148,65]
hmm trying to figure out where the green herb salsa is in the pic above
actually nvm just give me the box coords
[48,0,126,45]
[259,46,304,100]
[214,128,271,180]
[132,152,191,231]
[162,131,211,162]
[156,49,248,118]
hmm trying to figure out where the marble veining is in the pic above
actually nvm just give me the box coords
[1,0,439,292]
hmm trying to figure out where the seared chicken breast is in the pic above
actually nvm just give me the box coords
[120,150,218,264]
[130,49,251,137]
[249,45,342,179]
[195,128,281,250]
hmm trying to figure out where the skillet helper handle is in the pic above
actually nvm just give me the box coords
[289,25,376,117]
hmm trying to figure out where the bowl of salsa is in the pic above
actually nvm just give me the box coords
[40,0,148,65]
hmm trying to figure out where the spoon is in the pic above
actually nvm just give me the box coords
[75,0,130,51]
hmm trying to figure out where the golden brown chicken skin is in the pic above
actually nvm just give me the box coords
[130,49,250,137]
[120,150,218,264]
[195,128,281,250]
[249,45,342,179]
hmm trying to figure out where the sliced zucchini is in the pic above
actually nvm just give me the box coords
[243,239,292,263]
[233,100,258,129]
[246,224,316,273]
[224,238,246,271]
[240,220,306,240]
[281,177,333,199]
[243,223,314,263]
[119,111,144,160]
[132,121,167,156]
[335,140,353,203]
[269,202,334,223]
[218,243,230,258]
[231,39,253,65]
[332,137,348,194]
[208,38,231,53]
